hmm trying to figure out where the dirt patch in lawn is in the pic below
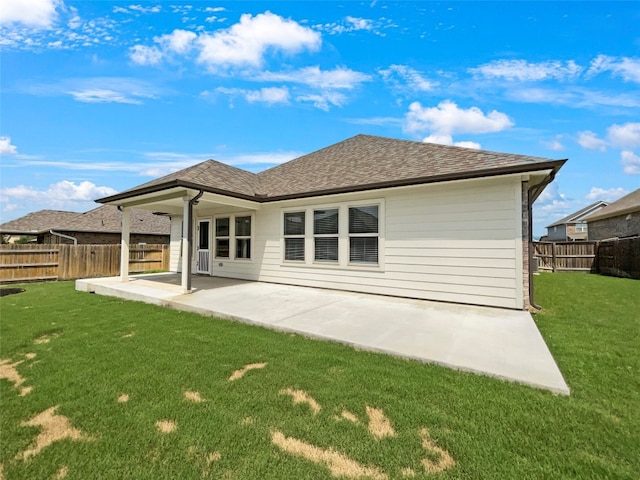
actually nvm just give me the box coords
[0,358,32,396]
[338,410,359,423]
[240,416,255,425]
[279,388,321,415]
[228,362,267,381]
[120,332,135,339]
[17,406,93,461]
[0,287,25,297]
[54,465,69,479]
[34,333,59,345]
[401,467,416,477]
[183,390,205,403]
[117,394,129,403]
[272,430,387,480]
[24,353,37,360]
[155,420,177,434]
[419,428,455,473]
[366,406,396,440]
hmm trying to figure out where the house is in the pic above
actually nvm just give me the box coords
[586,188,640,240]
[545,201,608,241]
[0,205,170,245]
[97,134,566,310]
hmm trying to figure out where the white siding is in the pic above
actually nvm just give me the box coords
[169,216,182,272]
[192,176,525,309]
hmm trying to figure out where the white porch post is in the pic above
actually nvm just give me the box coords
[120,206,130,282]
[181,196,191,293]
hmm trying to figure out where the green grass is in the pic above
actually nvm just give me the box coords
[0,274,638,479]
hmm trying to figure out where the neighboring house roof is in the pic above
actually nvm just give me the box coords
[99,134,566,204]
[546,201,609,228]
[0,210,80,235]
[585,188,640,222]
[0,205,170,235]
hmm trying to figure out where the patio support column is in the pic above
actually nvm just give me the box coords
[181,196,191,293]
[120,206,130,282]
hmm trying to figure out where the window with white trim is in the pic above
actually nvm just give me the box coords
[314,208,338,262]
[235,216,252,259]
[575,223,587,233]
[348,205,378,264]
[284,211,305,261]
[215,217,229,258]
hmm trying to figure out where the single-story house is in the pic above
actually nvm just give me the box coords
[545,201,608,241]
[0,205,170,245]
[97,134,566,310]
[586,188,640,240]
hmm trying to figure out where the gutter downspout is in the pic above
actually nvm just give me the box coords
[186,190,204,292]
[527,171,558,310]
[50,230,77,245]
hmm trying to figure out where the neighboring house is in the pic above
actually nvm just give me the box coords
[0,205,170,245]
[97,134,566,310]
[545,201,608,241]
[586,188,640,240]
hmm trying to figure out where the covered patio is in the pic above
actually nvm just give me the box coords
[76,273,570,395]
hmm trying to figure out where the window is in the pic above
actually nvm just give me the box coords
[349,205,378,264]
[314,209,338,262]
[215,217,229,258]
[284,211,305,261]
[235,216,251,259]
[575,223,587,233]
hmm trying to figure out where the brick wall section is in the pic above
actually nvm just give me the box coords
[521,181,530,310]
[43,232,169,245]
[588,212,640,240]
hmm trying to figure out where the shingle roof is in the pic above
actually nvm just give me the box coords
[0,210,80,234]
[97,134,566,204]
[0,205,170,235]
[546,201,609,228]
[585,188,640,222]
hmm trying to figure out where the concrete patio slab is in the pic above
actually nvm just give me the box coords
[76,273,570,395]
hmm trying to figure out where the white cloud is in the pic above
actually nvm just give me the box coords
[257,66,370,90]
[197,12,321,68]
[66,89,143,104]
[129,44,163,65]
[0,136,18,155]
[204,7,225,13]
[541,136,564,151]
[577,130,607,151]
[587,55,640,83]
[0,0,61,28]
[586,186,630,202]
[345,16,373,31]
[422,134,481,150]
[405,100,514,140]
[0,180,117,210]
[607,122,640,149]
[128,4,161,14]
[379,64,435,92]
[469,59,583,81]
[154,29,196,54]
[621,151,640,175]
[296,91,347,111]
[216,86,290,105]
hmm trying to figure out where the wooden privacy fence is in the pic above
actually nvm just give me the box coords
[533,242,597,272]
[0,244,169,283]
[534,238,640,279]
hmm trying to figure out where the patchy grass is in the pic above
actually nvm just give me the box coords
[0,276,638,479]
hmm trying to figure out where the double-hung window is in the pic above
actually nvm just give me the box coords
[284,211,305,261]
[314,209,338,262]
[348,205,378,264]
[235,216,252,259]
[215,217,230,258]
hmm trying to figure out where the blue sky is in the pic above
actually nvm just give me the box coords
[1,1,639,238]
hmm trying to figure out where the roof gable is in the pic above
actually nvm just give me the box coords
[585,188,640,222]
[546,201,609,228]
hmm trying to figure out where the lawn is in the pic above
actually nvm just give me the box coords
[1,274,638,479]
